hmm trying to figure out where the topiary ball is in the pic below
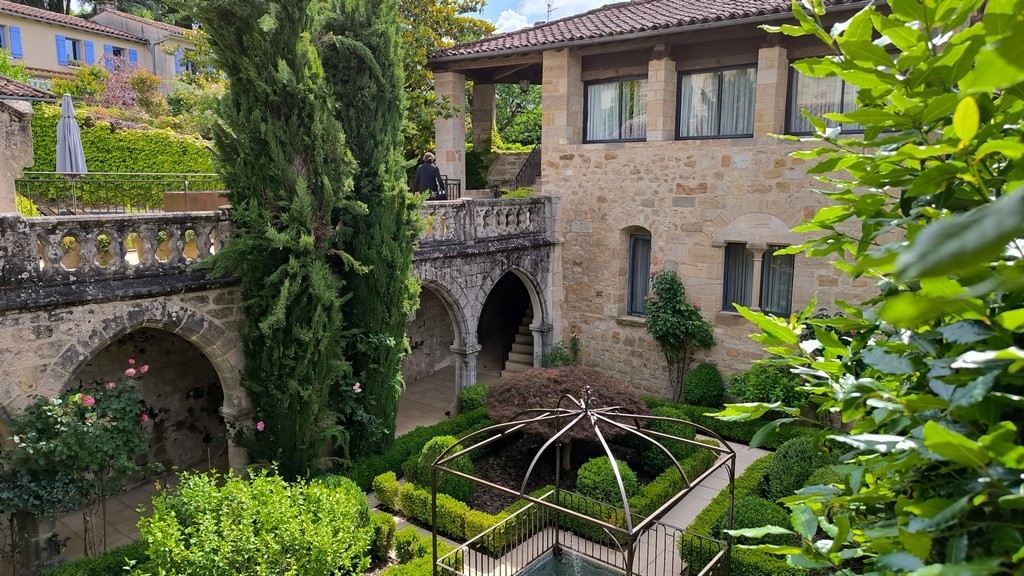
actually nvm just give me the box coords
[683,362,725,408]
[714,495,794,546]
[765,436,836,501]
[576,456,639,506]
[406,435,476,502]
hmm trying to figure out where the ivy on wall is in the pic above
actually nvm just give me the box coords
[28,103,216,175]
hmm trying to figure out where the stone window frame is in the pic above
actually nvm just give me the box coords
[785,68,864,135]
[583,76,649,144]
[675,64,758,140]
[626,231,652,316]
[720,242,795,316]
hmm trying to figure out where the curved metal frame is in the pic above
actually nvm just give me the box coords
[430,386,737,575]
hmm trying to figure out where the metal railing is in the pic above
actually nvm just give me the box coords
[509,144,541,194]
[437,490,726,576]
[15,172,225,215]
[443,176,462,200]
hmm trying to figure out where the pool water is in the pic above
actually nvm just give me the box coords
[519,550,623,576]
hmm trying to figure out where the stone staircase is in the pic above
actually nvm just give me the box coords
[502,309,535,376]
[486,152,531,189]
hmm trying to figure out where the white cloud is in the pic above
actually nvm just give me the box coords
[495,9,530,33]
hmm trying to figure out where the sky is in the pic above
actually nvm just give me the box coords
[477,0,612,33]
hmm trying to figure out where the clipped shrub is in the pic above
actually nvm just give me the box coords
[402,435,475,502]
[369,511,396,564]
[765,436,837,502]
[137,470,372,576]
[629,440,718,517]
[806,466,846,488]
[42,540,147,576]
[728,363,807,407]
[384,529,461,576]
[714,495,793,546]
[396,482,469,540]
[457,384,486,412]
[394,526,430,564]
[642,399,821,450]
[576,457,639,506]
[372,471,401,511]
[682,363,725,408]
[638,406,698,476]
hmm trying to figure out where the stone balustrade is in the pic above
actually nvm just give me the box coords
[419,196,551,247]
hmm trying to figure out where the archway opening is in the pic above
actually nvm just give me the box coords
[478,272,532,379]
[72,327,227,473]
[399,287,457,435]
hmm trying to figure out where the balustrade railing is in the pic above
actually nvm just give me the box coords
[419,196,550,247]
[0,211,230,287]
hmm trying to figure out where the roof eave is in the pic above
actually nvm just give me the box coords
[1,10,143,42]
[428,1,875,67]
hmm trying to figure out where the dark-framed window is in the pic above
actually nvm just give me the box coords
[584,77,647,143]
[786,70,862,135]
[0,25,7,51]
[677,66,757,139]
[627,234,652,316]
[722,243,795,315]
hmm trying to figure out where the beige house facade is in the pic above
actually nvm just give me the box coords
[429,0,876,396]
[0,0,190,92]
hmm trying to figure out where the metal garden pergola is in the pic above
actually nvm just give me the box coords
[431,386,736,576]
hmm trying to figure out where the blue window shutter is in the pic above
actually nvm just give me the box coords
[103,44,114,70]
[173,47,182,74]
[128,49,138,66]
[83,40,95,65]
[10,26,23,59]
[56,35,68,65]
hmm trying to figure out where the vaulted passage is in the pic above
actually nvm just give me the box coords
[478,272,533,378]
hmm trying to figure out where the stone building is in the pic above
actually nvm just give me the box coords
[428,0,876,396]
[0,0,193,92]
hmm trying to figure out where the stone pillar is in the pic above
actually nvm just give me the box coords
[471,83,495,153]
[219,405,253,474]
[530,322,554,368]
[542,49,583,146]
[434,71,467,194]
[646,47,677,141]
[1,101,36,215]
[748,244,766,311]
[450,341,480,414]
[754,44,789,136]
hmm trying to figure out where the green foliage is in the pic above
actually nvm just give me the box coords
[323,0,421,455]
[51,65,108,104]
[629,440,718,517]
[575,457,639,506]
[385,528,461,575]
[464,149,492,189]
[393,526,430,564]
[720,1,1024,572]
[134,470,372,576]
[681,362,724,408]
[15,194,39,217]
[637,406,697,476]
[644,398,820,449]
[457,384,486,412]
[806,466,845,489]
[345,407,491,490]
[402,435,475,502]
[0,48,30,83]
[501,187,534,198]
[765,436,837,502]
[645,270,715,403]
[728,363,806,407]
[41,540,148,576]
[715,496,793,547]
[372,472,401,511]
[541,334,579,367]
[495,83,541,147]
[369,512,396,565]
[187,0,363,480]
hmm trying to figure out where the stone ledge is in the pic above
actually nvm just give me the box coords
[615,315,645,327]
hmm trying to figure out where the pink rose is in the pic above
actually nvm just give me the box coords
[128,359,135,365]
[125,368,137,377]
[82,395,95,407]
[353,382,362,393]
[139,364,149,374]
[106,382,116,390]
[256,421,265,432]
[140,413,150,423]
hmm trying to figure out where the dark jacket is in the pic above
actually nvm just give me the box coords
[413,162,444,194]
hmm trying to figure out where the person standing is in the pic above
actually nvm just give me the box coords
[412,152,446,200]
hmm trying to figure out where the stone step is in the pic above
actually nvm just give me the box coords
[511,342,532,354]
[508,351,533,364]
[515,333,531,344]
[502,361,533,374]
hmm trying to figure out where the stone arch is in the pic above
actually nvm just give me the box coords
[39,300,249,424]
[712,212,802,247]
[478,260,552,370]
[417,277,472,352]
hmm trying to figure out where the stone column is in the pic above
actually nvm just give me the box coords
[754,44,789,136]
[646,47,677,141]
[434,71,467,194]
[541,49,583,146]
[1,101,36,215]
[471,83,496,153]
[530,322,554,368]
[219,405,253,474]
[450,341,481,414]
[748,244,767,311]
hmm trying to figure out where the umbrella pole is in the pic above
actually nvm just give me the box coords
[72,179,78,214]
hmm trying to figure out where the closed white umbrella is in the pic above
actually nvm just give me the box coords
[56,93,87,212]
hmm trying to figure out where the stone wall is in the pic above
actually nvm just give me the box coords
[0,100,34,214]
[402,288,454,382]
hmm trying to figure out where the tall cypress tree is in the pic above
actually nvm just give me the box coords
[191,0,363,479]
[323,0,420,452]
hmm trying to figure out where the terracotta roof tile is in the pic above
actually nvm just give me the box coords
[95,9,190,37]
[431,0,869,60]
[0,75,56,100]
[0,0,142,41]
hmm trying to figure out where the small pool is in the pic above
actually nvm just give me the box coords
[519,550,623,576]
